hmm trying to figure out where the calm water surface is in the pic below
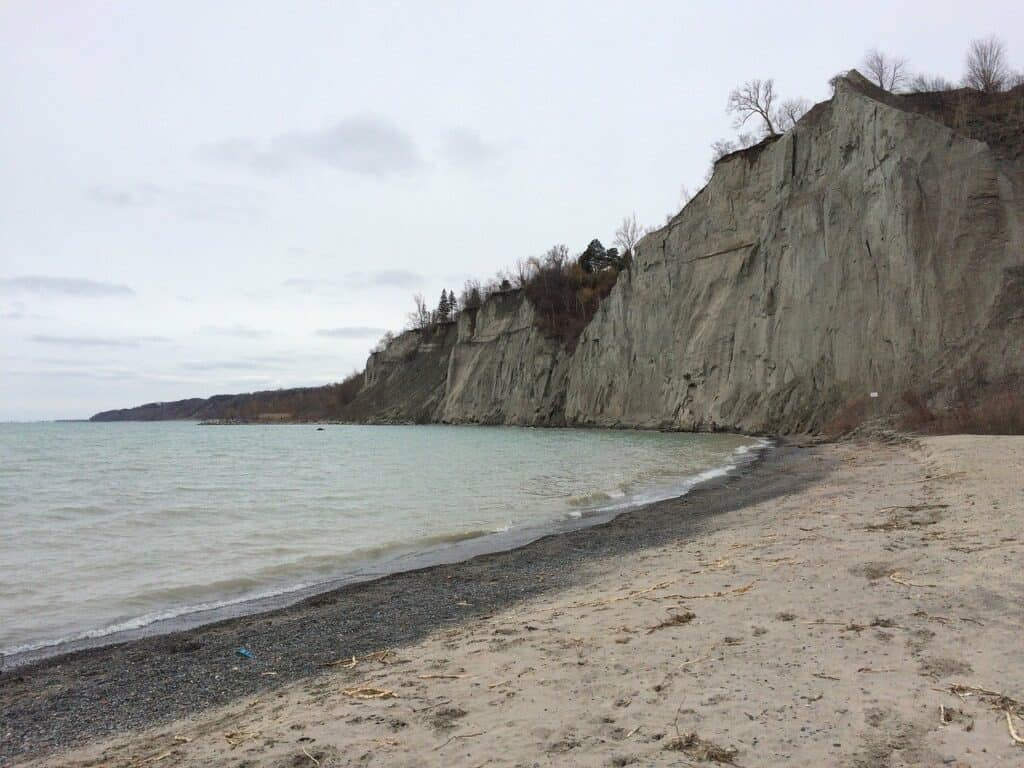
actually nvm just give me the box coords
[0,422,762,656]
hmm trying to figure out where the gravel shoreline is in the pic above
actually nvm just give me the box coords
[0,440,829,763]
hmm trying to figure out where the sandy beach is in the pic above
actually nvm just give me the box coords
[5,435,1024,767]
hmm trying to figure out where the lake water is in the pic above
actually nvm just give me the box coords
[0,422,763,658]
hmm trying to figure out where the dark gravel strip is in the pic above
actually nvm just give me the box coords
[0,441,830,764]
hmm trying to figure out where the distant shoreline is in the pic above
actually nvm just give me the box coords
[0,439,821,762]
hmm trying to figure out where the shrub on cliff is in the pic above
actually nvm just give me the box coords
[521,243,620,349]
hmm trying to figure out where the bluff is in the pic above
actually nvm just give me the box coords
[92,73,1024,433]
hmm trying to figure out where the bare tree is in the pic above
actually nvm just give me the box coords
[862,48,909,92]
[406,293,433,330]
[727,79,778,136]
[964,35,1009,93]
[614,213,642,257]
[907,73,955,93]
[774,98,810,131]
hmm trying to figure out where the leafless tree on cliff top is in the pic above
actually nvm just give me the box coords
[727,79,778,136]
[614,213,642,257]
[775,98,810,131]
[406,292,432,330]
[862,48,909,92]
[964,35,1010,92]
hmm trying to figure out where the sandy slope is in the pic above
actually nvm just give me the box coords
[25,436,1024,767]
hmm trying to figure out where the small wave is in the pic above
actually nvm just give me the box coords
[567,491,614,507]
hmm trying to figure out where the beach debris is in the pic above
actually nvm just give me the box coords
[324,649,395,669]
[538,579,674,612]
[663,732,739,763]
[944,683,1024,746]
[662,581,757,600]
[857,667,895,673]
[302,746,321,765]
[235,647,255,660]
[1007,712,1024,745]
[647,611,696,634]
[888,571,936,588]
[418,673,472,680]
[939,704,974,730]
[341,685,397,699]
[224,729,261,748]
[433,730,485,751]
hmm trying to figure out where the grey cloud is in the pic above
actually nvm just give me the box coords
[1,275,134,298]
[87,182,261,220]
[283,270,422,294]
[200,324,271,339]
[314,326,386,339]
[30,334,170,348]
[441,128,504,168]
[87,183,165,207]
[200,116,422,177]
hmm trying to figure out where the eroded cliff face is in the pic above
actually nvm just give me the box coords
[439,290,569,425]
[563,74,1024,432]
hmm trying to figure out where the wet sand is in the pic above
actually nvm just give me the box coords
[6,436,1024,766]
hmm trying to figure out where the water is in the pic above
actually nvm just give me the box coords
[0,422,763,658]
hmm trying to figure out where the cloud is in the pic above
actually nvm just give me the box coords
[1,275,134,298]
[283,270,423,294]
[200,324,271,339]
[200,116,422,177]
[86,183,165,207]
[1,301,28,319]
[441,128,504,168]
[86,182,261,220]
[314,326,387,339]
[30,334,170,348]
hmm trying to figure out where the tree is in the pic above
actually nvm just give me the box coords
[964,35,1009,93]
[614,213,642,258]
[407,293,432,329]
[460,279,483,310]
[774,98,810,131]
[727,79,778,136]
[907,73,955,93]
[437,290,451,322]
[448,288,458,316]
[862,48,909,92]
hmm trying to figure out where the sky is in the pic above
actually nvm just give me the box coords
[2,1,1022,420]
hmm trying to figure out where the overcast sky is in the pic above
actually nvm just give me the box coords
[2,1,1021,420]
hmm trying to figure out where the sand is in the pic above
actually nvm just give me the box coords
[11,435,1024,767]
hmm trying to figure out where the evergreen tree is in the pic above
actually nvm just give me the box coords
[448,288,458,316]
[437,289,451,322]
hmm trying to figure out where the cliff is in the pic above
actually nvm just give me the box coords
[92,73,1024,433]
[565,73,1024,432]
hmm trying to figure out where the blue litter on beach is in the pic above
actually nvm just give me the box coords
[235,647,255,659]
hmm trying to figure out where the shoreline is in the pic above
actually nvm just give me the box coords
[2,435,769,668]
[0,439,825,762]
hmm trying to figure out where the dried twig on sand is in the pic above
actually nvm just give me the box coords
[224,730,261,749]
[1006,712,1024,745]
[302,746,321,766]
[946,683,1024,745]
[663,732,739,764]
[433,731,485,751]
[540,580,674,612]
[647,611,696,634]
[888,571,936,588]
[341,685,397,699]
[662,581,757,600]
[325,649,395,669]
[418,673,472,680]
